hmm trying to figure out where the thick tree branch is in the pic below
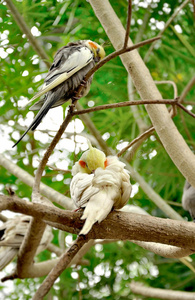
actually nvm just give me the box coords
[1,195,195,250]
[132,240,195,259]
[1,258,61,282]
[17,218,47,278]
[130,281,195,300]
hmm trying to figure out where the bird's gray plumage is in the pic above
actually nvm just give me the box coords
[182,181,195,220]
[0,215,53,270]
[12,40,104,147]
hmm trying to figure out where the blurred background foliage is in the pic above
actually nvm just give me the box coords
[0,0,195,299]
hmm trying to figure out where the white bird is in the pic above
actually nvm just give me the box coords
[13,40,105,147]
[182,181,195,221]
[0,215,53,270]
[70,142,132,235]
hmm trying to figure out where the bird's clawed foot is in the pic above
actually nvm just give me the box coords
[80,79,87,87]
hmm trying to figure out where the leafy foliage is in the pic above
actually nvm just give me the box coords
[0,0,195,299]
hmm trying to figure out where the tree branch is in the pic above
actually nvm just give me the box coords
[73,99,179,116]
[74,98,195,119]
[179,75,195,103]
[17,218,47,278]
[130,281,195,300]
[32,236,87,300]
[123,0,132,48]
[131,240,195,259]
[1,195,195,250]
[117,127,154,157]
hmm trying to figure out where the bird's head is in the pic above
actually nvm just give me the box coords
[86,40,105,62]
[79,141,107,174]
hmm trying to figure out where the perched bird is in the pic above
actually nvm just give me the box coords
[13,40,105,147]
[182,181,195,221]
[70,142,132,235]
[0,215,53,270]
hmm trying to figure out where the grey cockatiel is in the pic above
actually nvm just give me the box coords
[182,181,195,221]
[13,40,105,147]
[0,215,53,270]
[70,142,132,235]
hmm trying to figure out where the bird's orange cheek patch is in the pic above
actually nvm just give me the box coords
[88,41,98,49]
[79,160,86,168]
[104,159,108,168]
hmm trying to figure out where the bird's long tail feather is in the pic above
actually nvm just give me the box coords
[0,247,18,271]
[79,192,113,235]
[12,95,56,147]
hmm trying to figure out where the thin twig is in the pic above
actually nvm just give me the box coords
[144,0,190,62]
[47,244,63,257]
[117,127,155,157]
[155,80,178,116]
[73,99,178,115]
[32,236,87,300]
[183,101,195,106]
[73,98,195,119]
[179,75,195,103]
[177,102,195,118]
[124,0,132,48]
[155,80,178,98]
[86,36,161,80]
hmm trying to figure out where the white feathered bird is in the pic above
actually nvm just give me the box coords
[13,40,105,147]
[70,143,132,235]
[0,215,53,270]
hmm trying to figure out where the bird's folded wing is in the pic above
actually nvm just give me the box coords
[70,173,99,208]
[0,215,31,247]
[93,168,120,186]
[28,47,93,105]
